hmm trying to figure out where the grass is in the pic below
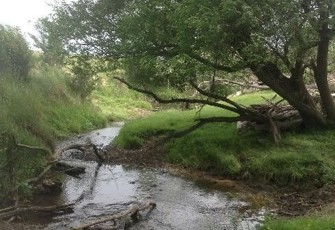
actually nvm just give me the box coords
[0,65,107,203]
[261,213,335,230]
[114,90,335,228]
[90,77,152,121]
[114,90,335,185]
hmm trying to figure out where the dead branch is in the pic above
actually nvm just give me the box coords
[72,200,156,230]
[161,116,246,143]
[0,204,74,220]
[0,206,16,214]
[53,162,86,177]
[13,142,91,193]
[26,165,54,185]
[16,143,51,155]
[267,110,282,144]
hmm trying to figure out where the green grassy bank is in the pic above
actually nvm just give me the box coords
[261,213,335,230]
[114,91,335,228]
[90,77,152,121]
[114,91,335,186]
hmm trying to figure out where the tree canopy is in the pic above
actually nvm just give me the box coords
[37,0,335,130]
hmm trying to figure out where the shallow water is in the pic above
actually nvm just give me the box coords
[46,124,264,230]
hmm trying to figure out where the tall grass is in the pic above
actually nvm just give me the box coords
[90,77,152,121]
[0,65,106,203]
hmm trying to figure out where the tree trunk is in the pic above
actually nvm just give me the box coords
[251,63,327,128]
[314,3,335,123]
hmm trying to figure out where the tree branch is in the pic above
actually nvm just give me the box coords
[215,78,270,90]
[114,77,242,114]
[189,81,258,117]
[185,51,245,72]
[16,143,51,155]
[0,204,74,220]
[161,116,245,142]
[265,41,292,69]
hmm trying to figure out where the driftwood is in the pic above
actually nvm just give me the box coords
[53,162,86,177]
[0,204,74,220]
[72,200,156,230]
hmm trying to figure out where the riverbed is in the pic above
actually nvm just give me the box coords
[45,123,265,229]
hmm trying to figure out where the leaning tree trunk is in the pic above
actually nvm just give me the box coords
[251,62,328,128]
[313,6,335,123]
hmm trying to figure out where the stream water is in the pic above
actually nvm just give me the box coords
[44,123,265,230]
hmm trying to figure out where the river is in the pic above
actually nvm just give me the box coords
[43,123,265,230]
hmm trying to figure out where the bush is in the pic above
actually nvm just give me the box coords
[0,24,31,80]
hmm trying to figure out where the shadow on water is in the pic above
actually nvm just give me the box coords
[42,123,266,230]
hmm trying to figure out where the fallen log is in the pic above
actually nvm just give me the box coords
[72,200,156,230]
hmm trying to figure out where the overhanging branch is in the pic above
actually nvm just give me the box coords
[185,51,245,72]
[161,116,244,142]
[189,81,256,116]
[114,77,243,114]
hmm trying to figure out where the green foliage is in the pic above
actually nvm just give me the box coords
[41,0,335,128]
[33,17,67,65]
[261,213,335,230]
[67,57,100,99]
[0,24,31,80]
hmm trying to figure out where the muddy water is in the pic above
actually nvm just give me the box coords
[46,123,265,230]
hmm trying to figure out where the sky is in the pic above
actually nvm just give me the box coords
[0,0,54,37]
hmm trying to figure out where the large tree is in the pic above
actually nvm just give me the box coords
[39,0,335,129]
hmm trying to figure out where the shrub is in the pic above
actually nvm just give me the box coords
[0,24,31,80]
